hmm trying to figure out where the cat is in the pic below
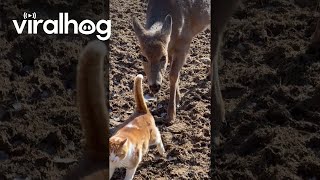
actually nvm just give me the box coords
[109,74,166,180]
[64,40,109,179]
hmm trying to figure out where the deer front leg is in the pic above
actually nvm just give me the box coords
[168,53,180,105]
[211,32,225,146]
[167,47,188,124]
[167,70,178,124]
[176,78,180,106]
[212,0,240,145]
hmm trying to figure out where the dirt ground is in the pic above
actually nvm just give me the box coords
[0,0,319,179]
[214,0,320,179]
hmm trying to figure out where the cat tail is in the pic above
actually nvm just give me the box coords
[77,40,108,159]
[63,41,108,179]
[134,74,149,113]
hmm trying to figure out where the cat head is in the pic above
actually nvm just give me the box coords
[109,137,128,163]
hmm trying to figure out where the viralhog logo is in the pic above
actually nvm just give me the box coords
[12,12,111,41]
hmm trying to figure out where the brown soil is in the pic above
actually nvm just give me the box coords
[214,0,320,179]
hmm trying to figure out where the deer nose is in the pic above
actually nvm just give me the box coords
[150,84,161,93]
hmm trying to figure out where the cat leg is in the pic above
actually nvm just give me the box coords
[109,164,115,180]
[155,127,166,156]
[124,149,142,180]
[156,139,166,157]
[124,166,138,180]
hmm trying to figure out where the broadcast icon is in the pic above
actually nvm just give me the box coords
[23,12,36,19]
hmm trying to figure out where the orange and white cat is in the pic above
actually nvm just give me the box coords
[109,74,166,180]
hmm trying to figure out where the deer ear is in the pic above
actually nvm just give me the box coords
[133,17,146,38]
[161,14,172,37]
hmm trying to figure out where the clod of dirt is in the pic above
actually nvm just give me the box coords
[12,103,22,112]
[39,131,66,155]
[238,128,274,156]
[263,146,285,166]
[20,66,33,76]
[306,136,320,151]
[0,108,10,121]
[53,157,77,164]
[266,104,292,125]
[0,132,11,151]
[0,150,9,160]
[297,161,320,179]
[20,44,39,66]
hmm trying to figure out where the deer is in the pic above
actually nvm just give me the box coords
[132,0,211,125]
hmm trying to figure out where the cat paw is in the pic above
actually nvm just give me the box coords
[155,152,166,159]
[161,152,167,157]
[159,149,166,157]
[157,144,166,157]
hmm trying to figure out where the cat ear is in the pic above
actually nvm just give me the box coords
[120,138,127,146]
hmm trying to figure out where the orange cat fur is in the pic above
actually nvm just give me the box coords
[109,74,166,180]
